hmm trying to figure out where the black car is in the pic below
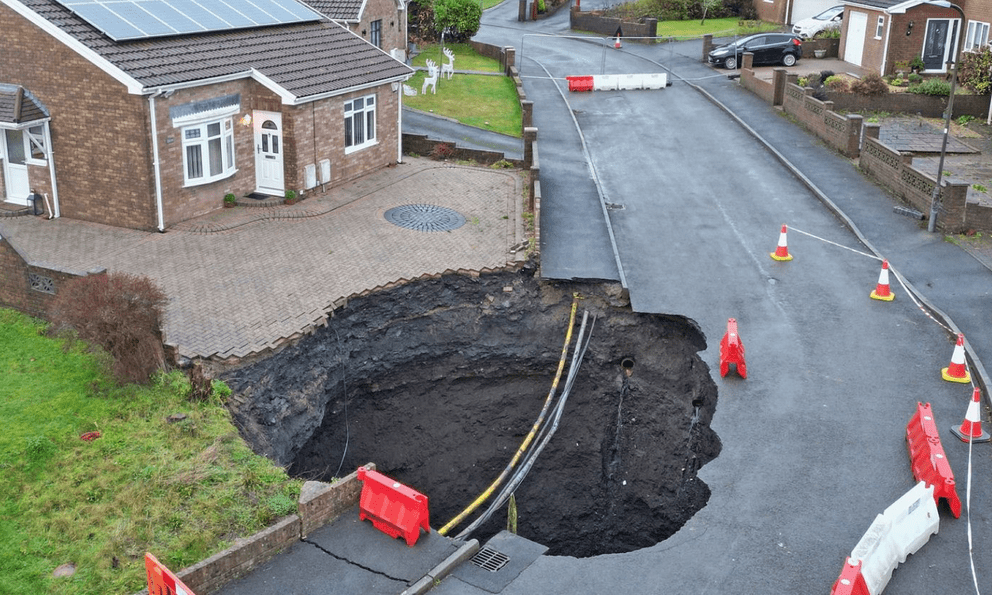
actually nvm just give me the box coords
[707,33,803,70]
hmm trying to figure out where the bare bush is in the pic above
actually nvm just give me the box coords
[49,272,168,384]
[851,72,889,97]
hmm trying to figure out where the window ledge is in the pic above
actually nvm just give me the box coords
[183,168,239,188]
[345,139,379,155]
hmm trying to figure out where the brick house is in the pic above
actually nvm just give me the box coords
[840,0,989,75]
[0,0,413,231]
[304,0,409,61]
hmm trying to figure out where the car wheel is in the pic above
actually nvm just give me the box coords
[783,53,797,67]
[725,56,737,70]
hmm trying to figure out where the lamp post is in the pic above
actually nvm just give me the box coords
[926,0,965,233]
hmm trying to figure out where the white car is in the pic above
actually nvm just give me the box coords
[792,6,844,39]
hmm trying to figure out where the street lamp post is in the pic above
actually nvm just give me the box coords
[926,0,965,233]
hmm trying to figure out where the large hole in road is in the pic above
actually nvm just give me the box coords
[224,267,721,557]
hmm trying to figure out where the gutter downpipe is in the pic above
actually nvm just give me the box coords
[148,91,166,232]
[43,120,60,218]
[397,81,403,164]
[880,12,893,75]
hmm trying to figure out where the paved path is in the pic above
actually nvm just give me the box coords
[0,159,524,360]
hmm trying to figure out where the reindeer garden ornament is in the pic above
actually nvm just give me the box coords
[441,47,455,80]
[422,59,439,94]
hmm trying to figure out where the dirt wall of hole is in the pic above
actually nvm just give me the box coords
[224,269,721,556]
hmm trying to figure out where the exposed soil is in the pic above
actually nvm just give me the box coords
[223,266,721,557]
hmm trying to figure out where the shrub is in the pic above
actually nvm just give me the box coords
[910,78,951,96]
[851,72,889,97]
[431,0,481,42]
[824,75,849,92]
[48,272,168,384]
[959,46,992,95]
[907,72,922,84]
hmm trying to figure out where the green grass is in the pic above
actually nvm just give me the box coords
[657,17,783,39]
[0,308,302,595]
[406,43,522,138]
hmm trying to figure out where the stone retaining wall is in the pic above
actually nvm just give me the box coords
[569,8,657,39]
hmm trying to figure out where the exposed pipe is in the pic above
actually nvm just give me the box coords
[43,192,52,220]
[438,292,582,536]
[43,122,60,218]
[148,91,166,232]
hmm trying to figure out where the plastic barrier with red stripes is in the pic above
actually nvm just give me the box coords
[906,402,962,517]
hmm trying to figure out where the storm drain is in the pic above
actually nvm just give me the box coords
[469,547,510,572]
[384,204,466,232]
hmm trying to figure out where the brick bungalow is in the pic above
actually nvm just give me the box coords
[840,0,987,75]
[0,0,413,231]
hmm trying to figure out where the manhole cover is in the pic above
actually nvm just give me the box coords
[384,204,466,232]
[469,547,510,572]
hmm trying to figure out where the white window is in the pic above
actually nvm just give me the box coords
[875,16,884,39]
[965,21,990,51]
[344,94,376,152]
[181,118,235,186]
[25,125,47,165]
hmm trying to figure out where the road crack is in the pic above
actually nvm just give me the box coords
[301,538,409,583]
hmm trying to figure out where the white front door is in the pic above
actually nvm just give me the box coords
[2,129,30,205]
[844,11,868,66]
[253,111,284,196]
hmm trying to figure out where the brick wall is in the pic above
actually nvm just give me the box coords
[739,55,777,104]
[781,78,862,157]
[0,230,105,318]
[569,9,657,39]
[859,136,972,232]
[824,91,989,119]
[1,4,157,230]
[754,0,787,25]
[348,0,406,57]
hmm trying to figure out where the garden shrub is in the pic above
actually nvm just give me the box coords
[959,46,992,95]
[48,272,168,384]
[907,72,922,84]
[825,75,849,92]
[851,72,889,97]
[431,0,481,42]
[910,78,951,96]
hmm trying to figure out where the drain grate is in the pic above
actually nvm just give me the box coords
[384,204,466,232]
[469,547,510,572]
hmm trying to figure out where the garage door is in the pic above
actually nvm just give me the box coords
[844,11,868,66]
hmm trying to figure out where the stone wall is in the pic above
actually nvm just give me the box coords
[569,8,657,39]
[0,225,105,318]
[858,135,971,233]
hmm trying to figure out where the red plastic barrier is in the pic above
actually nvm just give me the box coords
[357,466,430,546]
[565,76,594,92]
[906,402,961,518]
[146,553,196,595]
[829,558,870,595]
[719,318,747,378]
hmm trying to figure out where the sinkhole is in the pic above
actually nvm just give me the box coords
[224,268,721,558]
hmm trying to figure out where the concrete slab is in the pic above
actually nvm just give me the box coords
[448,531,547,593]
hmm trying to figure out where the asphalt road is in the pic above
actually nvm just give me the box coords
[438,3,992,595]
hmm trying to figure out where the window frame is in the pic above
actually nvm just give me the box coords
[875,16,884,39]
[344,94,377,154]
[24,125,48,166]
[179,116,236,187]
[964,20,990,51]
[370,19,382,48]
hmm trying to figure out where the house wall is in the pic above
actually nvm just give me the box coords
[350,0,406,56]
[840,7,888,73]
[899,5,968,72]
[754,0,787,25]
[0,3,158,230]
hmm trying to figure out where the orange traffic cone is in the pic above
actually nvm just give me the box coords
[870,259,895,301]
[950,387,990,443]
[941,333,971,383]
[770,225,793,261]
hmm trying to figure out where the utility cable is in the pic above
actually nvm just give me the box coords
[331,326,350,479]
[438,292,581,536]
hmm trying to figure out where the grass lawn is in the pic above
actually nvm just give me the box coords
[657,17,784,39]
[0,308,302,595]
[405,43,522,138]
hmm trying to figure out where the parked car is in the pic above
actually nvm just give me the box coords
[792,6,844,39]
[707,34,803,70]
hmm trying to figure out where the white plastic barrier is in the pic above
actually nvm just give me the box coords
[642,73,668,89]
[850,482,939,594]
[592,74,619,91]
[618,74,643,90]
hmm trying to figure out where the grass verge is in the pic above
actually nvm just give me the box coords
[657,17,783,39]
[0,308,302,595]
[406,43,522,138]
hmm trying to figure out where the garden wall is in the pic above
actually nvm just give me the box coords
[569,8,657,39]
[858,135,970,232]
[131,464,373,595]
[781,74,862,157]
[0,223,105,318]
[825,91,990,119]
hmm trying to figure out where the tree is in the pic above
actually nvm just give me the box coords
[959,46,992,96]
[432,0,482,43]
[699,0,722,24]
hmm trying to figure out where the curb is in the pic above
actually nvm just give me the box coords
[400,539,480,595]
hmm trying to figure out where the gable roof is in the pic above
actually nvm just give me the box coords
[304,0,367,22]
[843,0,964,14]
[7,0,412,103]
[0,84,50,124]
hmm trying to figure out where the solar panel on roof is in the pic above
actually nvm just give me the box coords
[55,0,324,41]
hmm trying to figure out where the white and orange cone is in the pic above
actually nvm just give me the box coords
[770,225,793,261]
[950,387,990,443]
[614,36,622,49]
[941,333,971,383]
[870,259,895,301]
